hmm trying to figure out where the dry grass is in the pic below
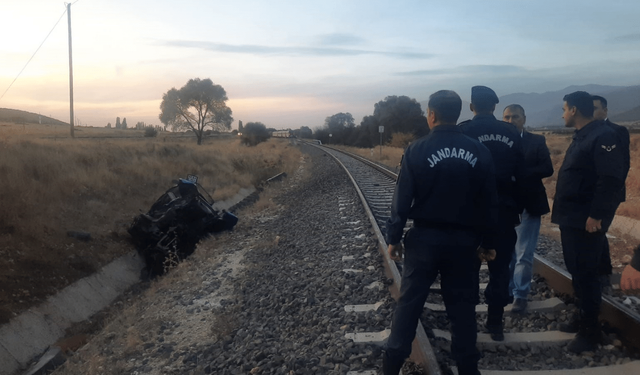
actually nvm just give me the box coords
[337,132,640,222]
[540,132,640,220]
[0,122,302,323]
[333,144,404,171]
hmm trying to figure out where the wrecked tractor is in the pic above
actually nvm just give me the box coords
[128,176,238,278]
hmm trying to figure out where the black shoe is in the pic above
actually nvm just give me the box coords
[486,323,504,341]
[559,313,580,333]
[456,360,481,375]
[382,352,404,375]
[567,334,598,353]
[567,325,601,354]
[511,298,528,313]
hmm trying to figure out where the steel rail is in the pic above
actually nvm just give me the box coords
[314,144,441,375]
[312,142,640,369]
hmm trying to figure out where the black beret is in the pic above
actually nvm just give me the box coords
[471,85,499,105]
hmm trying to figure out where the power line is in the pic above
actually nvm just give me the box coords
[0,8,68,102]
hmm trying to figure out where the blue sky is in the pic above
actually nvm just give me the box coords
[1,0,640,129]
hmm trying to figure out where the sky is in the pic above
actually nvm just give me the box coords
[2,0,640,130]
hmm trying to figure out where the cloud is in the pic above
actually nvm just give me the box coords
[315,33,366,46]
[609,33,640,43]
[162,40,432,59]
[396,65,527,76]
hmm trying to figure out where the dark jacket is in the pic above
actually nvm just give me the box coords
[386,124,499,248]
[459,114,526,223]
[605,119,630,202]
[551,121,625,231]
[520,131,554,216]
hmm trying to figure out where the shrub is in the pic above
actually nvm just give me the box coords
[388,132,415,148]
[241,122,270,146]
[144,127,158,137]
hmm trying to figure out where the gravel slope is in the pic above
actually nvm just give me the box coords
[54,145,396,375]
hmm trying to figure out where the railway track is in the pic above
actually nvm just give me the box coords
[314,143,640,375]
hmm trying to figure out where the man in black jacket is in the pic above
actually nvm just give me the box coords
[459,86,525,341]
[503,104,553,313]
[384,90,499,375]
[592,95,630,292]
[552,91,624,353]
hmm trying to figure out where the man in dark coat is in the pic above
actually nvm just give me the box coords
[592,95,630,292]
[503,104,553,313]
[459,86,525,341]
[383,90,499,375]
[552,91,624,353]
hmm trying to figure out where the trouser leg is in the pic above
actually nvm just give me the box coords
[598,238,613,276]
[441,247,480,374]
[485,223,517,308]
[384,237,437,375]
[510,210,541,299]
[560,226,605,323]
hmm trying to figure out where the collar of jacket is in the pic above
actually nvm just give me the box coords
[573,120,601,140]
[472,113,497,121]
[432,124,462,133]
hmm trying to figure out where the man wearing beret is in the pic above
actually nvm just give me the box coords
[459,86,525,341]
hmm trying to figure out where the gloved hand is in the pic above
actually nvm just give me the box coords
[477,247,496,262]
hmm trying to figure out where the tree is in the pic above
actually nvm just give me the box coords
[373,96,428,143]
[293,126,312,139]
[238,120,244,134]
[323,112,355,144]
[159,78,233,145]
[241,122,270,146]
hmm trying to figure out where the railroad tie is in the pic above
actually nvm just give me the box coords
[451,360,640,375]
[344,329,391,346]
[432,329,574,348]
[424,298,566,314]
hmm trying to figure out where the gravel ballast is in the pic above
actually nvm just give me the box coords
[54,145,395,375]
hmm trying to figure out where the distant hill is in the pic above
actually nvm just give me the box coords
[419,100,474,121]
[418,84,640,128]
[0,108,67,126]
[496,84,627,127]
[611,104,640,123]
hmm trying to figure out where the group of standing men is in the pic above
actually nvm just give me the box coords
[382,86,630,375]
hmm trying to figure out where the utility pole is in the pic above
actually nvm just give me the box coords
[67,3,74,138]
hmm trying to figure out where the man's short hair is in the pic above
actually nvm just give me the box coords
[592,95,608,108]
[428,90,462,124]
[563,91,594,118]
[503,104,526,117]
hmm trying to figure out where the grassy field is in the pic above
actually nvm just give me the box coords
[0,122,303,324]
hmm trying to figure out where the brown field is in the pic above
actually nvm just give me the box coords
[337,132,640,222]
[0,122,303,324]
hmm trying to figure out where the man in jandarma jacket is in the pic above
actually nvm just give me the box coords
[552,91,624,353]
